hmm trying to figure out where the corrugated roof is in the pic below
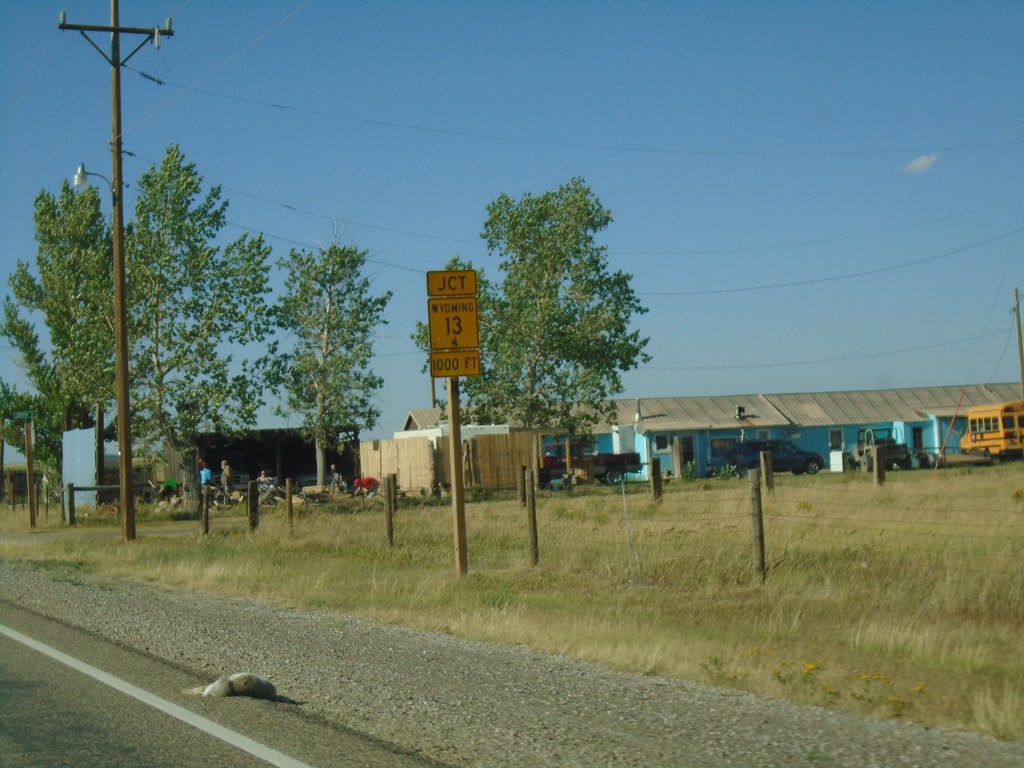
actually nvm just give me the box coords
[400,384,1022,434]
[765,384,1021,426]
[402,409,442,431]
[611,395,792,431]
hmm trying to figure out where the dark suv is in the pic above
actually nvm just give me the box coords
[731,440,826,475]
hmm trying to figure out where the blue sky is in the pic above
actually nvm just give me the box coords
[2,0,1022,440]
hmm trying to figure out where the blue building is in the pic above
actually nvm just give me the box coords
[603,383,1021,479]
[400,383,1020,483]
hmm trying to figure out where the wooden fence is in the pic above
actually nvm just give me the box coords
[465,432,538,489]
[359,436,436,493]
[359,432,540,494]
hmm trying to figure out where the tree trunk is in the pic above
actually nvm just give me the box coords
[315,437,326,487]
[177,443,200,517]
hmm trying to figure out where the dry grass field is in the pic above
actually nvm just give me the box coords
[3,462,1023,739]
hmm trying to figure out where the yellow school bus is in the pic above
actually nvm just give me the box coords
[960,400,1024,459]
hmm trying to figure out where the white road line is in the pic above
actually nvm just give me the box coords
[0,622,316,768]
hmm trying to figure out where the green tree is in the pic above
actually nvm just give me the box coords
[126,145,274,504]
[427,178,650,436]
[1,182,114,470]
[270,240,392,485]
[0,380,40,487]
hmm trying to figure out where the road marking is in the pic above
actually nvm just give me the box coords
[0,622,316,768]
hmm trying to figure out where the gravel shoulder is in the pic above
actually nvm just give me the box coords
[1,559,1021,767]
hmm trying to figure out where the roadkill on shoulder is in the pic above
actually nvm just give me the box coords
[186,672,278,700]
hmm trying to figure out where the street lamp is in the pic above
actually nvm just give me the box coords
[73,164,103,188]
[72,160,135,541]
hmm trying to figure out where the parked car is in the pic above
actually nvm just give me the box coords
[731,440,825,475]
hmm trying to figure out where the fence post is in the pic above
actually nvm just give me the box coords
[285,479,293,535]
[201,484,210,535]
[748,469,766,584]
[388,472,398,511]
[873,445,886,486]
[526,469,538,566]
[384,475,395,548]
[649,457,662,501]
[247,480,259,532]
[518,465,527,507]
[759,451,774,493]
[67,483,76,525]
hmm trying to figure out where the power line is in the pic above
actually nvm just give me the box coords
[616,194,1024,256]
[220,187,482,247]
[638,228,1022,296]
[223,219,426,275]
[208,183,1023,300]
[216,180,1023,261]
[0,13,64,130]
[111,78,1023,265]
[641,329,1010,370]
[123,67,1024,159]
[116,2,312,137]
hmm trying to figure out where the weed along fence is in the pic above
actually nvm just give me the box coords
[39,462,1023,598]
[486,472,1019,589]
[332,466,1023,591]
[65,484,121,525]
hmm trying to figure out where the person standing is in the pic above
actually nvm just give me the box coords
[330,463,346,492]
[198,459,212,486]
[220,459,234,500]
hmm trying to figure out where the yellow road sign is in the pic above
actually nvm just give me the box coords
[429,349,481,378]
[427,269,477,297]
[428,296,479,351]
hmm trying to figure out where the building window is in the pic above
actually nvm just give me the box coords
[652,435,695,464]
[710,438,735,462]
[912,426,923,450]
[678,436,694,464]
[829,429,843,451]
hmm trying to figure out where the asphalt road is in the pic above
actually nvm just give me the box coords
[0,603,444,768]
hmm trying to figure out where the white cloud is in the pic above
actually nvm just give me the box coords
[902,154,938,174]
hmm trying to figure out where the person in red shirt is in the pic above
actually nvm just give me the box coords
[353,477,379,497]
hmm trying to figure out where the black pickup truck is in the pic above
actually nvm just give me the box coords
[541,442,642,485]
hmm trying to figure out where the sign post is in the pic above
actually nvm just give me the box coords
[427,297,480,350]
[429,349,480,378]
[426,270,480,576]
[15,411,36,529]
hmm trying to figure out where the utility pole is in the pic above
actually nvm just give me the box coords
[59,3,174,541]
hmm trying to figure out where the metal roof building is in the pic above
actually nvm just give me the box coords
[405,383,1021,435]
